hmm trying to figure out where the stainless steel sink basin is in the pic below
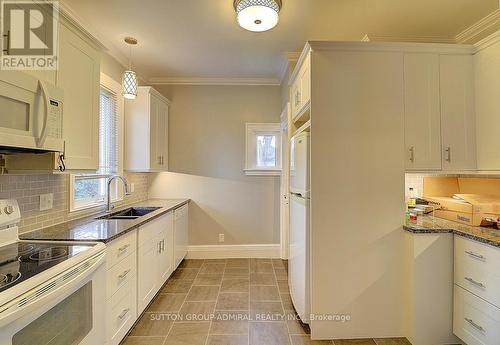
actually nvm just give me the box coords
[97,207,161,220]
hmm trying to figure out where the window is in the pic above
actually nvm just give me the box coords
[70,74,124,211]
[245,123,282,176]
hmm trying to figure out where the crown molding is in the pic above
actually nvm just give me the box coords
[148,77,281,86]
[278,51,301,84]
[361,34,455,44]
[473,29,500,53]
[456,9,500,44]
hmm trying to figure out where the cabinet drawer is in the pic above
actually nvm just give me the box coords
[106,230,137,269]
[107,277,137,345]
[107,252,137,299]
[454,285,500,345]
[455,236,500,306]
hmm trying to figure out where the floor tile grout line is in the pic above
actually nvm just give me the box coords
[164,259,204,344]
[205,260,225,345]
[270,259,292,345]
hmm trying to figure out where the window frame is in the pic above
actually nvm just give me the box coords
[244,123,282,176]
[69,73,125,212]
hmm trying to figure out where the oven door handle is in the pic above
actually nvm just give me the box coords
[0,251,105,329]
[36,80,50,148]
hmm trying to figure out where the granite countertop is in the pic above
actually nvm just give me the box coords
[19,199,190,243]
[404,215,500,248]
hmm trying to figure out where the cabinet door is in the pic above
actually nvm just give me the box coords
[156,99,169,171]
[299,55,311,111]
[174,205,189,270]
[137,236,160,314]
[57,24,100,170]
[440,55,476,171]
[158,212,174,282]
[404,53,442,171]
[149,95,161,170]
[290,80,301,120]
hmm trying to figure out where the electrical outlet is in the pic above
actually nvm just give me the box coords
[39,193,53,211]
[218,234,225,243]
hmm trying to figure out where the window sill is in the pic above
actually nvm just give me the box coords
[70,197,124,214]
[244,169,281,176]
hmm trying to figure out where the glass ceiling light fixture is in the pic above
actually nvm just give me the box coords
[122,37,138,100]
[234,0,282,32]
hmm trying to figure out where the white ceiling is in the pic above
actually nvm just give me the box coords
[62,0,498,82]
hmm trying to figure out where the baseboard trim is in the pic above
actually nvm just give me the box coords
[186,244,280,259]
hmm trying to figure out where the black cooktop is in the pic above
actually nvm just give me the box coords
[0,242,95,293]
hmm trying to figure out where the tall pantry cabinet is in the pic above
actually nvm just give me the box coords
[125,86,170,172]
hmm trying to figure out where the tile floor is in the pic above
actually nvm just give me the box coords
[123,259,411,345]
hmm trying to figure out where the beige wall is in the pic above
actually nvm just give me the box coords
[149,85,282,245]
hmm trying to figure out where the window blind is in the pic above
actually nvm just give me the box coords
[98,87,118,175]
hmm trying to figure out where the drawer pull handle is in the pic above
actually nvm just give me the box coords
[465,318,485,333]
[118,269,131,280]
[118,244,131,253]
[465,251,486,261]
[118,308,130,320]
[465,277,486,289]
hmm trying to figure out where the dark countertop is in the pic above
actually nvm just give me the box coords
[404,215,500,248]
[19,199,190,243]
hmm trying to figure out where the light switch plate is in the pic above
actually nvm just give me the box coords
[39,193,53,211]
[130,183,135,193]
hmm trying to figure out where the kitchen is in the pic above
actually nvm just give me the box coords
[0,1,499,345]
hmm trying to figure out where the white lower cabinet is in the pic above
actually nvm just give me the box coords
[454,236,500,345]
[137,212,174,314]
[105,230,137,345]
[105,207,185,344]
[454,285,500,345]
[173,205,189,270]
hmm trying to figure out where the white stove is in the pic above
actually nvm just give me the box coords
[0,199,107,345]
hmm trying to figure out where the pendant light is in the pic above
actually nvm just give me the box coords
[122,37,138,100]
[234,0,282,32]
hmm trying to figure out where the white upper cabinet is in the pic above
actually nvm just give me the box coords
[125,87,170,172]
[404,51,476,172]
[404,53,442,171]
[440,55,476,171]
[290,52,311,123]
[57,21,101,171]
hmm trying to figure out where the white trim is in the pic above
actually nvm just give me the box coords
[279,52,301,84]
[186,244,281,259]
[244,169,281,176]
[361,34,455,44]
[456,9,500,44]
[147,77,281,86]
[473,30,500,53]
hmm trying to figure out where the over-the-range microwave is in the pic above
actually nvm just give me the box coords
[0,71,64,154]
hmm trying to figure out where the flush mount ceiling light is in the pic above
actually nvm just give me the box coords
[122,37,138,100]
[234,0,282,32]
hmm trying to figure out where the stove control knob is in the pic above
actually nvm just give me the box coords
[4,205,14,215]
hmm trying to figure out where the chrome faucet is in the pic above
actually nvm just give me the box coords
[107,175,131,212]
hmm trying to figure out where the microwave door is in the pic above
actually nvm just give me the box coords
[35,80,50,148]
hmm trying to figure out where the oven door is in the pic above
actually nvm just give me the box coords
[0,252,106,345]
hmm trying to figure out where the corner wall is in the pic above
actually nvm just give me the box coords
[149,85,282,246]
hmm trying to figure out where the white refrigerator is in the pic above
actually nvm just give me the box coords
[289,131,310,323]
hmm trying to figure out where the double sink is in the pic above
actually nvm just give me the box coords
[97,207,161,220]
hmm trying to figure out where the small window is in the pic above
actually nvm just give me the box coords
[70,74,123,211]
[245,123,282,176]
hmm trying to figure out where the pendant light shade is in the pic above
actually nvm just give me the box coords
[122,37,138,100]
[122,70,138,100]
[234,0,281,32]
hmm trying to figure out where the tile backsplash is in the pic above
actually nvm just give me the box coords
[0,172,149,234]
